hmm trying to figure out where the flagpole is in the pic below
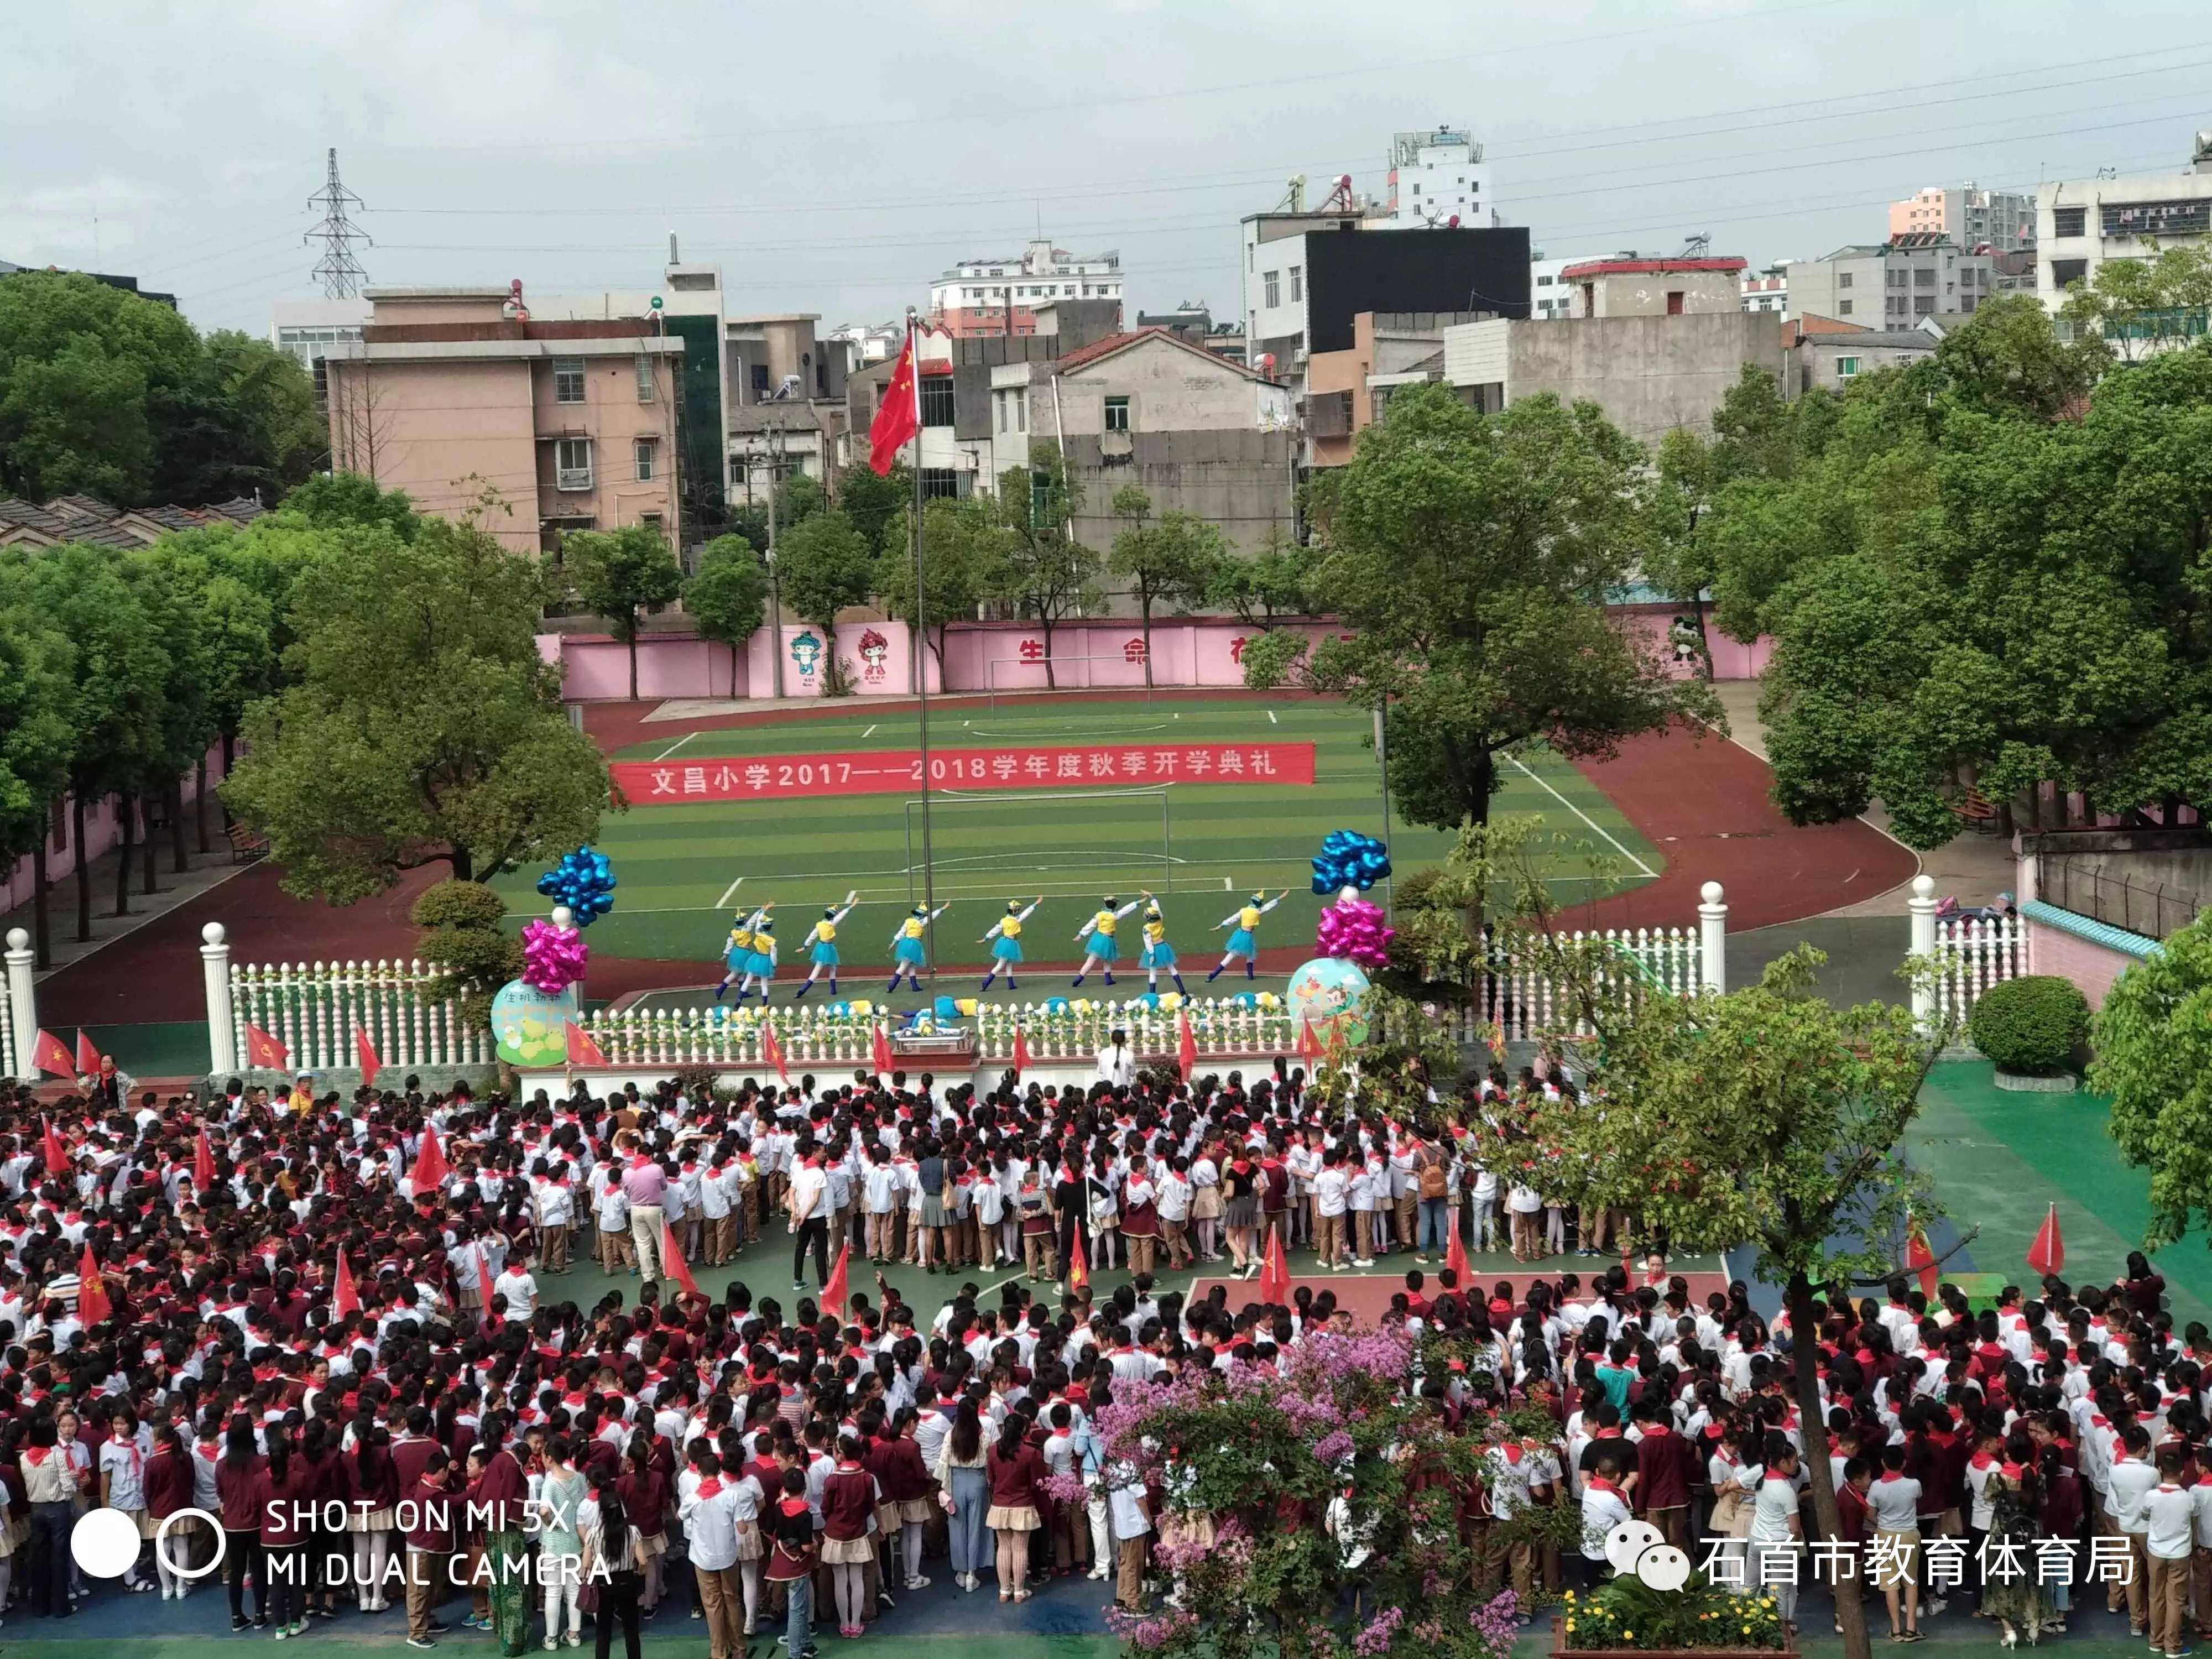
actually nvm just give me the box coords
[909,309,938,974]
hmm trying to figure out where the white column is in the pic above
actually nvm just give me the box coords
[201,922,237,1078]
[3,928,35,1083]
[1907,874,1939,1029]
[1697,881,1728,996]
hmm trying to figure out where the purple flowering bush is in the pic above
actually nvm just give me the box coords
[1096,1326,1515,1659]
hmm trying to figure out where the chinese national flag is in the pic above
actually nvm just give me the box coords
[1295,1018,1322,1062]
[662,1219,701,1300]
[333,1249,360,1318]
[822,1241,851,1321]
[243,1022,289,1071]
[872,1022,894,1078]
[1905,1216,1938,1298]
[194,1128,216,1191]
[1011,1025,1030,1080]
[761,1020,790,1084]
[867,328,920,476]
[31,1030,74,1079]
[2027,1203,2065,1278]
[564,1020,608,1068]
[74,1030,100,1076]
[1177,1009,1197,1081]
[1066,1238,1088,1295]
[1446,1211,1471,1285]
[411,1126,449,1194]
[40,1115,67,1176]
[1258,1221,1290,1306]
[77,1244,110,1328]
[354,1027,381,1091]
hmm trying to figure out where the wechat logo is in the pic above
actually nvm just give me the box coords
[1605,1520,1691,1591]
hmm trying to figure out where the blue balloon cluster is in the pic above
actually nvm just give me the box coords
[1311,829,1391,894]
[536,847,618,926]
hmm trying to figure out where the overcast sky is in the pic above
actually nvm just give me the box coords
[6,0,2209,336]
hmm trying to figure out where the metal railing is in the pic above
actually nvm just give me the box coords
[2034,855,2208,941]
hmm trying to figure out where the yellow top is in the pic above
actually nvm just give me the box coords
[815,921,835,942]
[1239,905,1262,930]
[1093,911,1118,936]
[1001,916,1021,938]
[1144,919,1167,945]
[902,917,925,938]
[729,927,754,951]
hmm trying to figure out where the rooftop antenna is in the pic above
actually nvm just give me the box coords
[305,148,371,299]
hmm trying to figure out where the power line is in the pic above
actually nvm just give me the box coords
[305,147,372,299]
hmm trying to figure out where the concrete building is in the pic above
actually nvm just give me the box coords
[2036,134,2212,311]
[1889,185,2036,251]
[1379,127,1494,228]
[1441,311,1785,445]
[928,239,1124,338]
[1305,311,1485,467]
[324,286,684,554]
[1783,315,1934,395]
[1530,252,1624,320]
[828,322,902,365]
[1558,255,1748,319]
[1741,262,1789,314]
[1787,234,1994,329]
[272,298,372,395]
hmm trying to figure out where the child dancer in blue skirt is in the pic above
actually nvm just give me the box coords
[713,903,772,1002]
[886,901,951,993]
[979,898,1042,992]
[791,890,859,1000]
[1136,894,1189,996]
[1071,895,1142,988]
[734,914,779,1003]
[1207,889,1286,981]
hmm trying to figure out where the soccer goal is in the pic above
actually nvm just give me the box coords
[900,785,1175,905]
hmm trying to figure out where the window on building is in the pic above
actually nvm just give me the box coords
[920,375,955,427]
[1837,357,1860,378]
[635,356,655,402]
[1263,270,1280,308]
[750,363,770,395]
[1104,395,1131,432]
[555,436,593,489]
[634,438,656,481]
[2052,206,2087,238]
[641,512,663,531]
[554,357,587,404]
[1289,265,1302,301]
[1666,290,1685,315]
[1838,272,1853,289]
[921,467,964,500]
[1913,295,1936,316]
[1536,273,1554,286]
[1016,394,1026,433]
[997,392,1009,434]
[1839,299,1854,315]
[2049,257,2089,289]
[1914,268,1937,288]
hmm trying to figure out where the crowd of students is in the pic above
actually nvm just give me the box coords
[0,1060,2203,1659]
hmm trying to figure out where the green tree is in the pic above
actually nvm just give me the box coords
[1933,292,2103,418]
[1290,383,1721,830]
[1524,943,1944,1659]
[411,879,524,1028]
[1206,525,1321,630]
[560,524,684,700]
[2058,242,2212,365]
[875,497,1011,688]
[834,460,910,553]
[992,444,1098,688]
[117,555,213,896]
[774,509,875,634]
[194,330,329,499]
[1639,427,1719,679]
[1107,489,1223,687]
[276,471,420,540]
[0,596,77,966]
[684,535,770,696]
[223,515,611,900]
[2090,913,2212,1248]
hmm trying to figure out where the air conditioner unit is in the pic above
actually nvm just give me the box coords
[556,468,593,492]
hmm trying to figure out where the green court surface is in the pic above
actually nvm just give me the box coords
[1908,1060,2212,1328]
[495,697,1660,971]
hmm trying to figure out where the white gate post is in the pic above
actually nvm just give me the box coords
[1907,874,1939,1029]
[201,922,237,1078]
[1698,881,1728,995]
[3,928,35,1082]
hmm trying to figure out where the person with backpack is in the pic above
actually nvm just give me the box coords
[1414,1136,1452,1262]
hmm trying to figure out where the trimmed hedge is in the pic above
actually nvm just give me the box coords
[1968,974,2090,1076]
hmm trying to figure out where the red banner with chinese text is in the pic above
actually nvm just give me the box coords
[612,742,1316,804]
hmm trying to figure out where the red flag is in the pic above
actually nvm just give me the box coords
[39,1115,66,1176]
[76,1244,109,1328]
[564,1020,608,1068]
[1446,1209,1471,1286]
[1259,1221,1290,1306]
[31,1030,74,1079]
[74,1030,100,1076]
[1905,1217,1937,1298]
[661,1219,701,1300]
[410,1126,449,1194]
[2027,1203,2065,1278]
[332,1249,360,1318]
[243,1022,289,1071]
[1067,1238,1088,1295]
[1176,1008,1197,1081]
[867,328,920,475]
[354,1027,381,1091]
[194,1128,215,1191]
[1011,1025,1030,1081]
[872,1022,894,1078]
[477,1244,497,1314]
[761,1020,789,1084]
[1295,1018,1322,1062]
[822,1241,851,1321]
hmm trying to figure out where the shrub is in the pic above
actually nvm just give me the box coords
[410,879,509,932]
[1968,974,2090,1075]
[412,879,521,1026]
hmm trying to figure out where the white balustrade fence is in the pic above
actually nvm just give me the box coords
[1,927,30,1082]
[1472,922,1713,1043]
[1907,875,2025,1029]
[222,947,492,1075]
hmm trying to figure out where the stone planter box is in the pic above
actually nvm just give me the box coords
[1994,1068,2078,1092]
[1551,1614,1796,1659]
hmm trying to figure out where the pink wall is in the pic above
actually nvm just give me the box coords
[0,744,227,915]
[1613,606,1776,680]
[2025,918,2143,1010]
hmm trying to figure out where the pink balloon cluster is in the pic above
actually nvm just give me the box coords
[1316,896,1394,971]
[522,919,589,995]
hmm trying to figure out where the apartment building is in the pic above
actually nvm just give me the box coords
[1786,234,1995,328]
[2036,134,2212,311]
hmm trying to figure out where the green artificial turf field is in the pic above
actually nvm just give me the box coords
[493,696,1661,973]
